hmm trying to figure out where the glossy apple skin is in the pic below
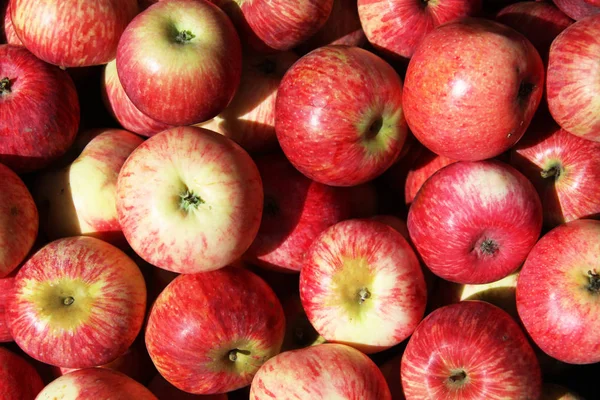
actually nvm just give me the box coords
[403,18,544,161]
[117,126,263,274]
[300,219,427,353]
[408,160,543,284]
[0,275,14,341]
[0,45,80,173]
[0,347,44,399]
[10,0,138,67]
[510,119,600,227]
[7,236,147,368]
[496,1,573,63]
[116,0,241,126]
[102,60,172,138]
[250,343,391,400]
[404,148,456,206]
[401,301,541,399]
[358,0,481,60]
[552,0,599,20]
[517,219,600,364]
[244,152,351,272]
[200,51,298,153]
[148,374,228,400]
[145,267,285,394]
[276,45,407,187]
[36,368,157,400]
[547,15,600,142]
[0,163,37,278]
[33,129,144,247]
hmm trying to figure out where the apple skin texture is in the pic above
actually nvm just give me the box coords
[0,347,44,400]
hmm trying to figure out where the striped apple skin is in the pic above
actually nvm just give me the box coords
[10,0,139,67]
[401,301,541,399]
[7,236,147,368]
[0,347,44,399]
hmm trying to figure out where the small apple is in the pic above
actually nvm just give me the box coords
[0,346,44,399]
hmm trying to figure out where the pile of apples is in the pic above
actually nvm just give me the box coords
[1,0,599,398]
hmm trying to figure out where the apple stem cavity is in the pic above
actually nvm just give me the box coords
[179,189,204,212]
[518,81,535,102]
[357,287,371,304]
[587,269,600,293]
[62,296,75,306]
[365,117,383,141]
[541,164,562,180]
[228,348,251,362]
[480,239,499,255]
[0,77,11,95]
[449,370,467,384]
[174,30,196,44]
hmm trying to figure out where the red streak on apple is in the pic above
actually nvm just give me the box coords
[404,148,457,205]
[0,347,44,399]
[0,275,14,342]
[2,2,21,46]
[552,0,600,20]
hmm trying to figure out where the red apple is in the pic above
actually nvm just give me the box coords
[0,346,44,399]
[250,343,392,399]
[542,383,584,399]
[0,275,13,342]
[102,60,172,138]
[547,15,600,142]
[117,126,263,274]
[403,18,544,161]
[517,219,600,364]
[276,45,408,186]
[404,148,456,206]
[33,129,144,247]
[116,0,241,126]
[496,1,573,63]
[0,163,37,278]
[244,152,350,272]
[0,44,79,173]
[1,1,21,46]
[10,0,138,67]
[408,160,543,284]
[216,0,334,52]
[145,267,285,394]
[510,117,600,227]
[199,51,298,153]
[358,0,481,60]
[36,368,157,399]
[7,236,147,368]
[148,374,228,399]
[552,0,599,20]
[300,219,427,353]
[401,301,541,399]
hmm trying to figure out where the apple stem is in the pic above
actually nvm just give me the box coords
[588,269,600,293]
[0,77,11,94]
[357,287,371,304]
[63,296,75,306]
[174,30,195,44]
[179,189,204,212]
[541,165,561,180]
[449,370,467,383]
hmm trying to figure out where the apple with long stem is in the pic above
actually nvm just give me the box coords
[0,346,44,399]
[117,126,263,274]
[145,266,285,394]
[7,236,147,368]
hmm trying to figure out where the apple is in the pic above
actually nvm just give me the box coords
[401,301,541,399]
[199,50,298,153]
[358,0,481,60]
[404,148,456,206]
[0,346,44,399]
[276,45,408,187]
[10,0,138,67]
[403,18,544,161]
[0,163,37,278]
[0,276,13,342]
[542,383,584,399]
[33,129,143,247]
[408,160,543,284]
[102,60,172,138]
[250,343,392,399]
[148,374,228,399]
[300,219,427,354]
[547,15,600,142]
[552,0,599,20]
[0,44,80,173]
[496,1,573,63]
[1,1,21,46]
[36,368,157,399]
[510,116,600,227]
[297,0,367,54]
[244,152,350,272]
[517,219,600,364]
[117,126,263,274]
[7,236,147,368]
[116,0,242,126]
[145,266,285,394]
[215,0,334,52]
